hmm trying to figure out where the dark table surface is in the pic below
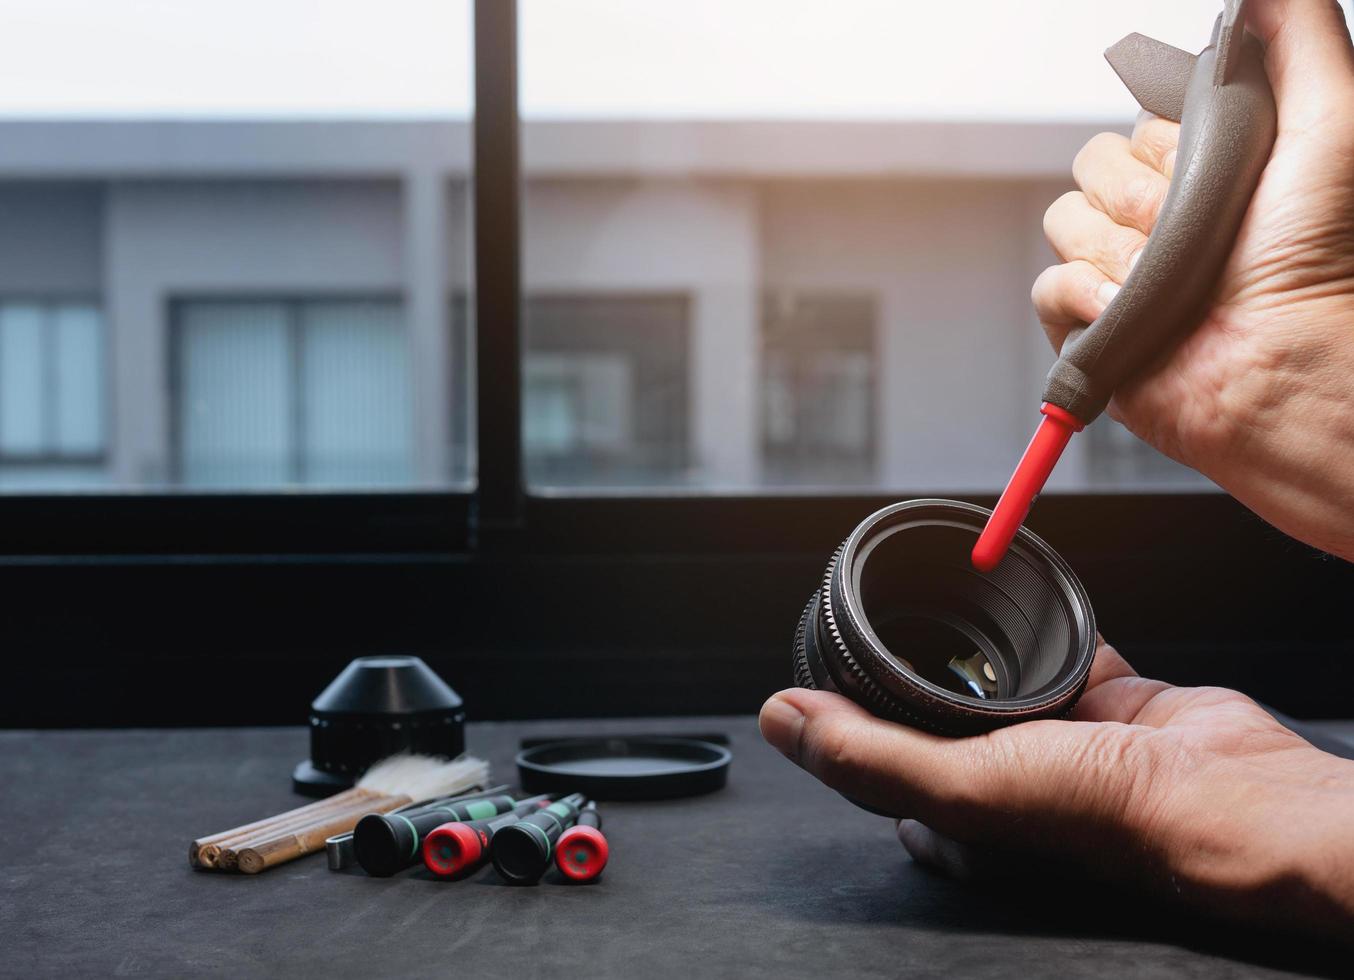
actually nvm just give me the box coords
[3,716,1353,979]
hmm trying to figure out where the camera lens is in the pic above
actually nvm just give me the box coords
[793,499,1096,736]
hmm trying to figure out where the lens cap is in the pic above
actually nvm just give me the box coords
[516,736,731,800]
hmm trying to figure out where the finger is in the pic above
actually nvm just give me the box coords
[1073,132,1171,236]
[1105,394,1127,426]
[759,688,1004,820]
[1130,112,1180,179]
[1247,0,1354,132]
[896,820,1049,884]
[897,819,984,880]
[1031,260,1118,354]
[1085,636,1138,688]
[1073,675,1174,726]
[760,688,1146,860]
[760,687,1120,838]
[1043,190,1148,283]
[1072,636,1175,724]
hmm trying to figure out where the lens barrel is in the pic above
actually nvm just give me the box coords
[794,499,1096,736]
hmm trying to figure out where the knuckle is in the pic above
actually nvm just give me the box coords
[1132,118,1180,168]
[1113,174,1163,230]
[1105,228,1143,274]
[1074,132,1119,173]
[1043,191,1084,233]
[1067,260,1103,299]
[1030,263,1062,307]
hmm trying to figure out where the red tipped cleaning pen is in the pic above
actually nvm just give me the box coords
[555,802,607,883]
[971,403,1084,573]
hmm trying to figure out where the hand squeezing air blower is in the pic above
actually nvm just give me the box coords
[793,1,1276,737]
[972,0,1277,571]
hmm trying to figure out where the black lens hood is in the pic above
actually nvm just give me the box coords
[794,499,1096,736]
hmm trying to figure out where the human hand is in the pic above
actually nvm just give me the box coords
[760,639,1354,940]
[1034,0,1354,561]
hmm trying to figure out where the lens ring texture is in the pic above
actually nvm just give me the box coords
[796,499,1095,736]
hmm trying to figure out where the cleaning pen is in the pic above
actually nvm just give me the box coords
[970,404,1083,573]
[353,793,549,877]
[421,797,552,879]
[490,793,587,885]
[554,801,608,883]
[326,784,509,871]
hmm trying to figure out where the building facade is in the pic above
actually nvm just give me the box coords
[0,119,1204,494]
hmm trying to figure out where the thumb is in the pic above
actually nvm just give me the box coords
[759,687,1084,832]
[1247,0,1354,128]
[759,688,1147,860]
[759,688,994,820]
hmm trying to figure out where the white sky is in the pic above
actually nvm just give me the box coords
[0,1,1350,121]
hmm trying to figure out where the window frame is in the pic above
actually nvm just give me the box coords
[1,0,1350,728]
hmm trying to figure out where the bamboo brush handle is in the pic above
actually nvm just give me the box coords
[201,790,372,865]
[191,787,385,867]
[195,791,353,847]
[236,794,407,874]
[215,795,402,871]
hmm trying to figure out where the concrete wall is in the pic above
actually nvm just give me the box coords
[0,183,102,294]
[524,179,760,486]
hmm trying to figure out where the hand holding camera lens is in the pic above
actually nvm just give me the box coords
[763,640,1354,940]
[765,0,1354,940]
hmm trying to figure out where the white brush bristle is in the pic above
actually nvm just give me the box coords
[357,753,490,799]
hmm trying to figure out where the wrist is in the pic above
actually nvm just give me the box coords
[1149,747,1354,938]
[1210,750,1354,939]
[1284,758,1354,936]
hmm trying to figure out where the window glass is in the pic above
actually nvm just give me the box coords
[52,303,104,455]
[176,301,292,487]
[761,293,875,487]
[1085,419,1208,490]
[0,1,473,493]
[176,299,413,488]
[0,300,105,487]
[524,295,688,487]
[517,1,1354,492]
[300,301,414,487]
[0,304,46,455]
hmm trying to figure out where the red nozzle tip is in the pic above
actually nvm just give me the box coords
[422,822,483,878]
[971,404,1084,572]
[555,825,609,882]
[971,528,1014,575]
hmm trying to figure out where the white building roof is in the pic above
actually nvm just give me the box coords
[0,119,1104,180]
